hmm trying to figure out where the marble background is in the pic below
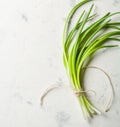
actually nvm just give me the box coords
[0,0,120,127]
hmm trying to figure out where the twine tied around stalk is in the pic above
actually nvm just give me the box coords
[74,89,96,97]
[40,66,114,113]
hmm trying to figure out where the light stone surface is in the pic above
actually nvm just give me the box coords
[0,0,120,127]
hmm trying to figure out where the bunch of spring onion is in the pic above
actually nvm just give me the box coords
[62,0,120,118]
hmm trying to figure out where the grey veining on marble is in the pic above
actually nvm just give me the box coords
[56,111,70,127]
[0,0,120,127]
[69,0,76,7]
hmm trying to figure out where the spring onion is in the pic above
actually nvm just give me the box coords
[62,0,120,118]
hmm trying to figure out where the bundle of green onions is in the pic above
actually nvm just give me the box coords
[62,0,120,118]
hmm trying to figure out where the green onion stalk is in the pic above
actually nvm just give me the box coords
[62,0,120,118]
